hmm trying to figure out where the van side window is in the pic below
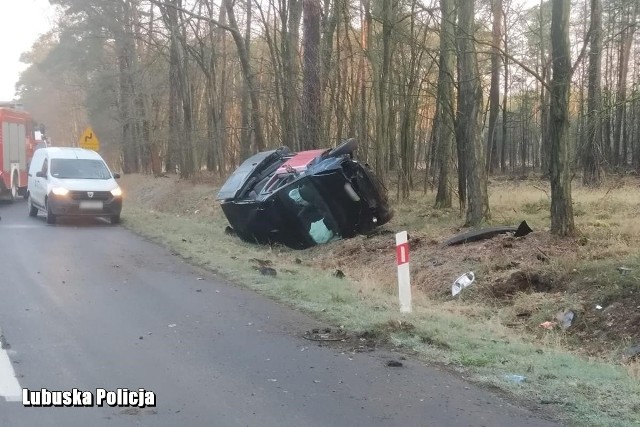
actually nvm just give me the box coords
[40,158,48,176]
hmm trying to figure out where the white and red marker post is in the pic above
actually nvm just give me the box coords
[395,231,412,313]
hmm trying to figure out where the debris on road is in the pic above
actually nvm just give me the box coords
[386,360,403,367]
[333,269,345,278]
[303,328,347,341]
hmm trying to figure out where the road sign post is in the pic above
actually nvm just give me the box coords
[395,231,412,313]
[79,127,100,151]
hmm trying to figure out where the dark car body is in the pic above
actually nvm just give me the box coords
[216,139,393,249]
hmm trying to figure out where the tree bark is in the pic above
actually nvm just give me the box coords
[434,0,455,208]
[583,0,603,186]
[456,0,489,225]
[549,0,575,236]
[301,0,321,149]
[225,0,266,151]
[612,1,637,168]
[486,0,502,174]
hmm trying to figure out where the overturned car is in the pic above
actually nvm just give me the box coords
[216,139,393,249]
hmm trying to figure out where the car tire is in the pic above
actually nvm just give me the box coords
[326,138,358,159]
[45,199,56,224]
[111,214,121,225]
[28,195,38,217]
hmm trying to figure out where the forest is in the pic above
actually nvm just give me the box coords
[16,0,640,235]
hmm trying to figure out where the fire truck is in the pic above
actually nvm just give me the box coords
[0,106,37,201]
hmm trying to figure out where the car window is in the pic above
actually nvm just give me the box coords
[50,159,112,180]
[282,180,341,244]
[40,158,48,175]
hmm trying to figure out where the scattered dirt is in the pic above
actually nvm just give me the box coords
[120,173,640,360]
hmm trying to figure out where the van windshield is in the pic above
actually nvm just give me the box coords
[50,159,112,180]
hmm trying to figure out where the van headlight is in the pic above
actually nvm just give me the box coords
[51,187,69,196]
[111,187,123,197]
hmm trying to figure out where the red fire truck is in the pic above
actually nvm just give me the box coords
[0,106,37,201]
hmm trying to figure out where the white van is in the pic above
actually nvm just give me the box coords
[27,147,123,224]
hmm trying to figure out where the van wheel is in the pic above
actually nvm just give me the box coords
[28,195,38,217]
[45,199,56,224]
[110,214,121,225]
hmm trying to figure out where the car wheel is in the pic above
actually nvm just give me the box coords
[28,195,38,217]
[45,198,56,224]
[326,138,358,159]
[110,214,121,225]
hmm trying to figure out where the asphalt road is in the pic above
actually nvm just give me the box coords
[0,200,562,426]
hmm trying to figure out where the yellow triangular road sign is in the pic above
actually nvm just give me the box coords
[79,127,100,151]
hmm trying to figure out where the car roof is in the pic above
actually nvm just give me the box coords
[41,147,103,160]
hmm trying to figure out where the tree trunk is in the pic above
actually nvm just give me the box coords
[456,0,489,225]
[549,0,575,236]
[612,1,637,168]
[240,0,251,161]
[538,0,550,176]
[165,0,181,174]
[583,0,603,186]
[486,0,502,174]
[434,0,455,208]
[301,0,321,149]
[117,0,140,174]
[280,0,302,149]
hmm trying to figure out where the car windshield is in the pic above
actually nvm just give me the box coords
[50,159,112,180]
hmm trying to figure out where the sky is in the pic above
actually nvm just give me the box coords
[0,0,56,101]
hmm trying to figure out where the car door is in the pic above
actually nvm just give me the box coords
[31,156,49,207]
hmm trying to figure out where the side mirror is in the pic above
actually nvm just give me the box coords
[113,173,121,179]
[36,171,46,178]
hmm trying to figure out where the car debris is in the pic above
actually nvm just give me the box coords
[504,374,527,384]
[257,266,277,276]
[623,344,640,362]
[539,321,557,330]
[303,328,347,341]
[216,138,393,249]
[452,272,475,296]
[555,310,575,329]
[617,266,632,275]
[442,220,533,247]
